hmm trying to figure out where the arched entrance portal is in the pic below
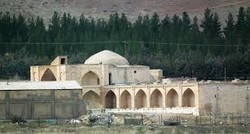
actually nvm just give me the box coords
[182,89,195,107]
[41,69,56,81]
[82,71,100,86]
[120,90,131,108]
[150,89,163,108]
[166,89,178,107]
[82,91,101,109]
[105,91,116,109]
[135,90,147,108]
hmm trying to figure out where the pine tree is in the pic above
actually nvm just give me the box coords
[48,12,61,56]
[190,16,202,49]
[236,7,247,52]
[170,15,182,44]
[200,8,214,44]
[160,15,171,53]
[181,12,191,43]
[201,9,222,54]
[224,13,236,53]
[245,7,250,48]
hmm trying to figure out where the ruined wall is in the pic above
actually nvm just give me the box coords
[198,82,250,114]
[0,89,86,119]
[149,69,163,83]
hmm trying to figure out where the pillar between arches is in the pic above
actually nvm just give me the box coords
[162,88,166,108]
[178,87,183,107]
[116,88,120,109]
[146,87,150,108]
[131,88,135,108]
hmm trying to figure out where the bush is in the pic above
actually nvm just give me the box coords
[10,115,27,125]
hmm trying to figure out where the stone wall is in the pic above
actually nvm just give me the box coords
[0,89,86,119]
[198,82,250,114]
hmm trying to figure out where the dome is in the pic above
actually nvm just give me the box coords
[84,50,129,65]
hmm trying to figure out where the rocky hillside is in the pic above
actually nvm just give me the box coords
[0,0,250,23]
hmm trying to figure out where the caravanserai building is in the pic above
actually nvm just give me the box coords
[0,50,249,119]
[30,50,250,115]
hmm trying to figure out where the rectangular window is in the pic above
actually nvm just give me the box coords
[109,73,112,85]
[61,58,66,64]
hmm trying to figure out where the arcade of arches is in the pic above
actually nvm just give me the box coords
[83,87,197,109]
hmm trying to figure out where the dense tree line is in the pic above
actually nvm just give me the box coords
[0,7,250,80]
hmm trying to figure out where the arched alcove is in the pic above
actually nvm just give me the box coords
[120,90,131,109]
[82,90,101,109]
[166,89,178,107]
[150,89,163,108]
[41,69,56,81]
[82,71,100,86]
[135,90,147,108]
[105,91,116,109]
[182,88,195,107]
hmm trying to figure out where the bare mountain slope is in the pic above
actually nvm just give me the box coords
[0,0,250,23]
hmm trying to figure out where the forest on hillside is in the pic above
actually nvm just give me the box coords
[0,7,250,80]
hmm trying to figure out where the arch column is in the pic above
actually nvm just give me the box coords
[131,88,135,108]
[146,87,150,108]
[179,87,183,107]
[116,88,120,109]
[162,88,166,108]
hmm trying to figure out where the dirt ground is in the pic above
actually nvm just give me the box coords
[1,122,250,134]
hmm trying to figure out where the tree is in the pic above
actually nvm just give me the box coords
[223,13,236,53]
[201,9,222,54]
[150,12,160,42]
[160,15,171,53]
[180,12,191,43]
[236,7,247,52]
[170,15,182,44]
[200,8,214,44]
[190,16,202,49]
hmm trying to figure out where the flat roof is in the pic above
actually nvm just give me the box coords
[0,81,82,90]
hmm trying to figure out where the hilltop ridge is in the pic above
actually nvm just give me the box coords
[0,0,250,24]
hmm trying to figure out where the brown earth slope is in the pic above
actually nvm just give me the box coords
[0,0,250,23]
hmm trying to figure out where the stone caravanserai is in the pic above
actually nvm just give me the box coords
[28,50,250,116]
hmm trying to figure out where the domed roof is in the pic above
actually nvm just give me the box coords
[84,50,129,65]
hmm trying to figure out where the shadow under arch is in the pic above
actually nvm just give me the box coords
[166,89,178,107]
[150,89,163,108]
[82,90,101,109]
[135,89,147,108]
[105,90,116,109]
[120,90,131,109]
[41,68,56,81]
[182,88,195,107]
[82,71,100,86]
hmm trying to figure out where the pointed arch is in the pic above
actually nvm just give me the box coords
[82,90,101,109]
[120,90,131,109]
[166,89,178,107]
[150,89,163,108]
[182,88,195,107]
[105,90,116,109]
[82,71,100,86]
[135,90,147,108]
[41,68,56,81]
